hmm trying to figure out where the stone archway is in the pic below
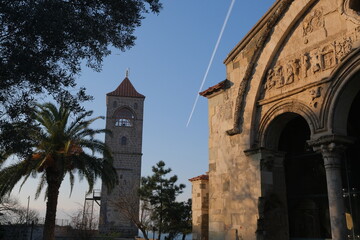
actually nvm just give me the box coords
[327,69,360,239]
[342,89,360,238]
[277,115,331,239]
[307,61,360,240]
[262,113,331,240]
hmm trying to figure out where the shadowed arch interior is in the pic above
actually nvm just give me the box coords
[349,0,360,13]
[332,71,360,135]
[342,89,360,236]
[278,115,310,153]
[264,112,304,150]
[277,114,331,239]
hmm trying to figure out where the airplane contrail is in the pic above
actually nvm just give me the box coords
[186,0,236,127]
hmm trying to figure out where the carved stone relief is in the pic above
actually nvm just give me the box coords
[264,27,360,92]
[309,86,323,108]
[339,0,360,25]
[303,9,326,44]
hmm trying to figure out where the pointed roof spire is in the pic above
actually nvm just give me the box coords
[107,76,145,98]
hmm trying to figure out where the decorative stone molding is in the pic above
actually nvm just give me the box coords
[309,136,353,170]
[303,9,326,44]
[307,134,354,151]
[308,135,354,169]
[226,0,295,136]
[258,100,319,148]
[309,86,323,108]
[339,0,360,25]
[264,27,360,93]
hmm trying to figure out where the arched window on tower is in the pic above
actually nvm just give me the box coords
[121,136,127,145]
[114,108,135,127]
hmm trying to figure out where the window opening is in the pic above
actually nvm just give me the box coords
[114,108,134,127]
[121,136,127,145]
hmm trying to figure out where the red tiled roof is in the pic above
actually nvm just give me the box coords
[107,77,145,98]
[189,174,209,182]
[199,79,228,97]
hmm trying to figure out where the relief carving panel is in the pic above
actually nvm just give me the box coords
[303,9,326,44]
[263,26,360,96]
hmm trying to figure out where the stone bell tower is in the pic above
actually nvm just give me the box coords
[99,74,145,237]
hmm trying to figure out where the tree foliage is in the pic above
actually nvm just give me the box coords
[69,202,98,240]
[0,102,118,240]
[163,199,192,240]
[0,195,39,225]
[139,161,187,240]
[0,0,162,156]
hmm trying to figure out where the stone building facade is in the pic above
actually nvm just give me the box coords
[196,0,360,239]
[99,77,145,237]
[190,174,209,240]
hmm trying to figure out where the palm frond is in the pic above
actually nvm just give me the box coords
[75,128,109,140]
[0,161,32,197]
[68,170,75,197]
[78,138,110,156]
[1,101,117,204]
[66,110,94,136]
[35,173,47,200]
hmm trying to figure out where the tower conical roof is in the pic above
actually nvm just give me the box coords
[107,77,145,98]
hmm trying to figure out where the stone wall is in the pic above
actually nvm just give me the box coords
[190,175,209,240]
[203,0,360,239]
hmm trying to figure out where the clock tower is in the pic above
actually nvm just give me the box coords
[99,76,145,237]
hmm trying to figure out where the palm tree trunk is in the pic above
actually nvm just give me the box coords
[43,171,62,240]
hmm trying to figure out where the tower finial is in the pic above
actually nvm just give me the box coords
[125,68,130,78]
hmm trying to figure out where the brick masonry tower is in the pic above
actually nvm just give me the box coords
[99,76,145,237]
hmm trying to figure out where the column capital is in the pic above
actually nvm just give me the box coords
[308,135,350,239]
[308,135,354,170]
[307,134,354,154]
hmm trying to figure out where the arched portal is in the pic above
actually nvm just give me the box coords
[342,89,360,238]
[278,115,331,239]
[263,113,331,239]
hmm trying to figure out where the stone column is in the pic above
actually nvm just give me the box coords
[319,142,347,240]
[309,135,354,240]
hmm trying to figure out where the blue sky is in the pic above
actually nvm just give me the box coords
[12,0,276,220]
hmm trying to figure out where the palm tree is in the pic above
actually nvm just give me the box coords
[0,102,118,240]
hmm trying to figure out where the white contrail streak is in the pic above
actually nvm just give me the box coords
[186,0,236,127]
